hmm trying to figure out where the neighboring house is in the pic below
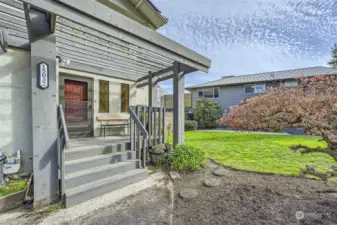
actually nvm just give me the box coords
[0,0,211,208]
[161,93,192,111]
[161,93,193,122]
[186,66,337,111]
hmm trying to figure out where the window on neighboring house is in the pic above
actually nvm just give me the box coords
[255,84,266,93]
[284,81,299,88]
[197,87,220,98]
[121,83,129,113]
[245,84,266,94]
[99,80,109,113]
[244,84,255,93]
[214,87,220,98]
[203,88,214,98]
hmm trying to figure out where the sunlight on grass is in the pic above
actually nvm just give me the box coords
[0,179,27,197]
[181,132,337,179]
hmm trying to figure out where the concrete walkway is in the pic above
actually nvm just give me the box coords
[0,168,173,225]
[196,129,290,135]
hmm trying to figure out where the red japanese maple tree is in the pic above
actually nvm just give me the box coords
[217,75,337,179]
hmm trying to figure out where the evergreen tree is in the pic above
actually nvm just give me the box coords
[328,43,337,68]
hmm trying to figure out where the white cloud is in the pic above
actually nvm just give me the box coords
[153,0,337,93]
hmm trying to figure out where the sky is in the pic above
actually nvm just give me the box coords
[152,0,337,94]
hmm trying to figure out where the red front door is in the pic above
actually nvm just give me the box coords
[64,79,88,121]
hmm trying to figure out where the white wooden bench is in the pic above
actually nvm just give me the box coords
[96,115,129,137]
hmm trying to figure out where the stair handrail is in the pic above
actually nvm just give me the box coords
[57,104,69,203]
[129,107,148,139]
[129,106,148,168]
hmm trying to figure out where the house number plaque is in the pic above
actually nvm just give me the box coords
[38,62,49,89]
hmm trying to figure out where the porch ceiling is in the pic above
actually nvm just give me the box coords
[0,0,211,82]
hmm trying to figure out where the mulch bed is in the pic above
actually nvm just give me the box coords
[173,161,337,225]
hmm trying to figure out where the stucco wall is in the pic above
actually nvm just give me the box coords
[58,67,153,136]
[0,48,32,173]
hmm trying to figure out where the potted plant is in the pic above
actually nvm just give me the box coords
[147,143,172,165]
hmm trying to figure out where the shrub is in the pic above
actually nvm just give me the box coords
[159,144,207,171]
[193,99,222,128]
[185,120,198,131]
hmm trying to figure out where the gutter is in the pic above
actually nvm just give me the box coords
[129,0,168,29]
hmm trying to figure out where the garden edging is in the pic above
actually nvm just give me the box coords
[0,188,26,213]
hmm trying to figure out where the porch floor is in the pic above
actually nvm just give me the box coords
[69,135,130,149]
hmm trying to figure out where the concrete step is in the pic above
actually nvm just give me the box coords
[65,142,131,161]
[65,169,148,207]
[67,124,91,133]
[65,151,136,174]
[65,161,141,189]
[69,131,93,139]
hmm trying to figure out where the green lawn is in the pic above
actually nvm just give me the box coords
[180,132,337,178]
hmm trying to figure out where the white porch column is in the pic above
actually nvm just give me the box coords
[173,62,185,147]
[25,6,58,206]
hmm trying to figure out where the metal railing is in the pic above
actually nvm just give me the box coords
[57,105,69,202]
[129,106,148,168]
[129,105,166,167]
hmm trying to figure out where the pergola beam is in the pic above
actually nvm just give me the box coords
[0,0,23,9]
[136,71,174,88]
[137,65,173,82]
[20,0,210,72]
[58,52,148,77]
[55,0,210,69]
[59,60,138,81]
[57,48,152,75]
[58,54,142,81]
[56,17,173,66]
[56,30,170,69]
[153,66,174,77]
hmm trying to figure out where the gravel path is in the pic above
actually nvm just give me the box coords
[173,161,337,225]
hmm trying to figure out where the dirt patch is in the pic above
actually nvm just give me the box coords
[173,161,337,225]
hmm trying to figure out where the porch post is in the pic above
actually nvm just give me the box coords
[148,71,153,146]
[148,71,153,107]
[173,62,185,147]
[25,6,58,206]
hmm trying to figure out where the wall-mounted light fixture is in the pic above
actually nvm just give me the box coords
[59,57,71,66]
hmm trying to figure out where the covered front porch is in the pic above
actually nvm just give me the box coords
[0,0,211,207]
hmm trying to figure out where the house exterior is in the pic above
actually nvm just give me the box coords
[0,0,164,173]
[186,66,337,111]
[0,0,211,208]
[161,93,192,111]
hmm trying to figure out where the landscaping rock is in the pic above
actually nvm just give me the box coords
[204,177,220,187]
[180,189,197,199]
[213,168,229,176]
[169,171,181,181]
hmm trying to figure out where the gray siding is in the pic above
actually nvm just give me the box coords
[191,82,282,110]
